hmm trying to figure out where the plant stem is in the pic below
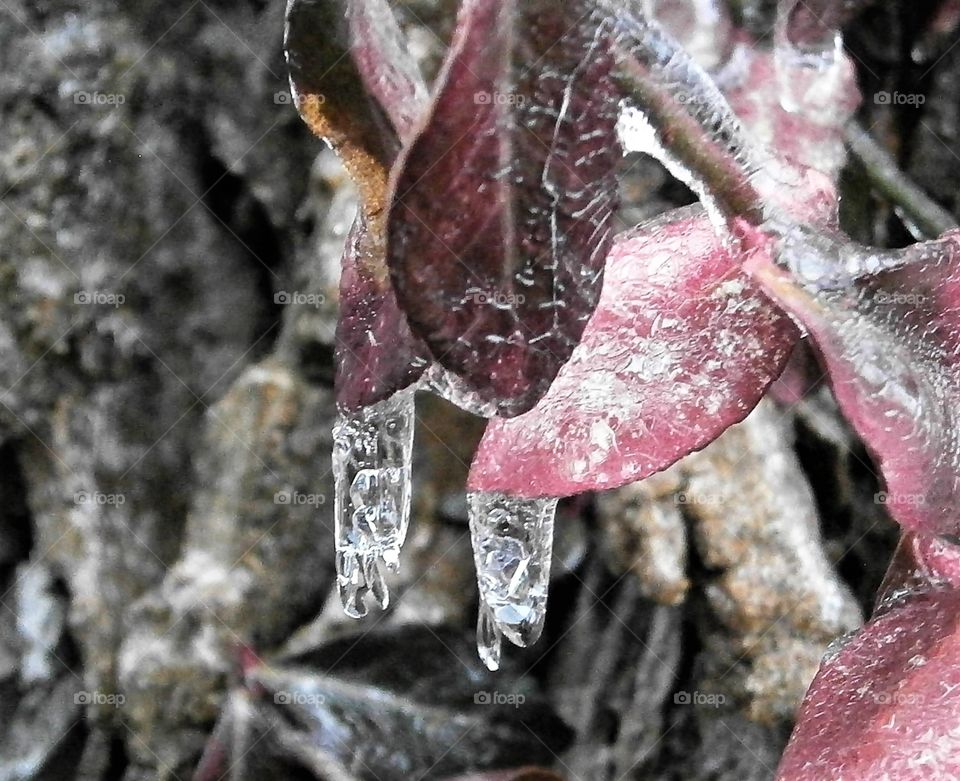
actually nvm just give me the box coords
[846,123,957,240]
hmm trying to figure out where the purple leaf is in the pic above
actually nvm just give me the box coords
[776,588,960,781]
[387,0,622,416]
[468,206,798,497]
[747,230,960,537]
[285,0,432,409]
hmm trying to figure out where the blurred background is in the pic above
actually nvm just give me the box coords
[0,0,958,778]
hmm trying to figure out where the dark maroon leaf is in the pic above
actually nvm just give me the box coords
[468,206,798,497]
[285,0,432,409]
[387,0,622,416]
[747,230,960,537]
[334,216,430,411]
[776,588,960,781]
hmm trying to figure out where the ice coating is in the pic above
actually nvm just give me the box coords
[876,532,960,611]
[469,206,798,498]
[748,230,960,537]
[387,0,622,417]
[333,388,415,617]
[468,492,558,670]
[421,363,500,419]
[776,589,960,781]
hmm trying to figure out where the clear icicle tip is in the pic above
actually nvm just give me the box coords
[332,388,415,619]
[469,491,558,667]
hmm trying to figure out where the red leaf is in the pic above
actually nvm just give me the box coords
[387,0,622,416]
[776,588,960,781]
[468,206,797,496]
[748,230,960,537]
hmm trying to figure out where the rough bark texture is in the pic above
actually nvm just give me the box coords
[0,1,952,779]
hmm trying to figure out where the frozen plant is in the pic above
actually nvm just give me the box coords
[286,1,960,777]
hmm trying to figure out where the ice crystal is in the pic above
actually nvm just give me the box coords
[468,492,558,670]
[333,388,415,618]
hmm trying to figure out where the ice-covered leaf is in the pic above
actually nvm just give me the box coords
[469,206,798,497]
[747,230,960,537]
[776,588,960,781]
[387,0,622,416]
[334,220,429,410]
[285,0,432,409]
[197,627,572,781]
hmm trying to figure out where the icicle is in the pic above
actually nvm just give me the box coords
[332,387,415,618]
[468,492,558,670]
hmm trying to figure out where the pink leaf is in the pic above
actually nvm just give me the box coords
[468,206,798,497]
[387,0,622,416]
[747,230,960,537]
[776,588,960,781]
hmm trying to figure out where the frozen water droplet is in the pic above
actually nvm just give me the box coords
[333,388,415,618]
[477,601,502,672]
[469,492,557,658]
